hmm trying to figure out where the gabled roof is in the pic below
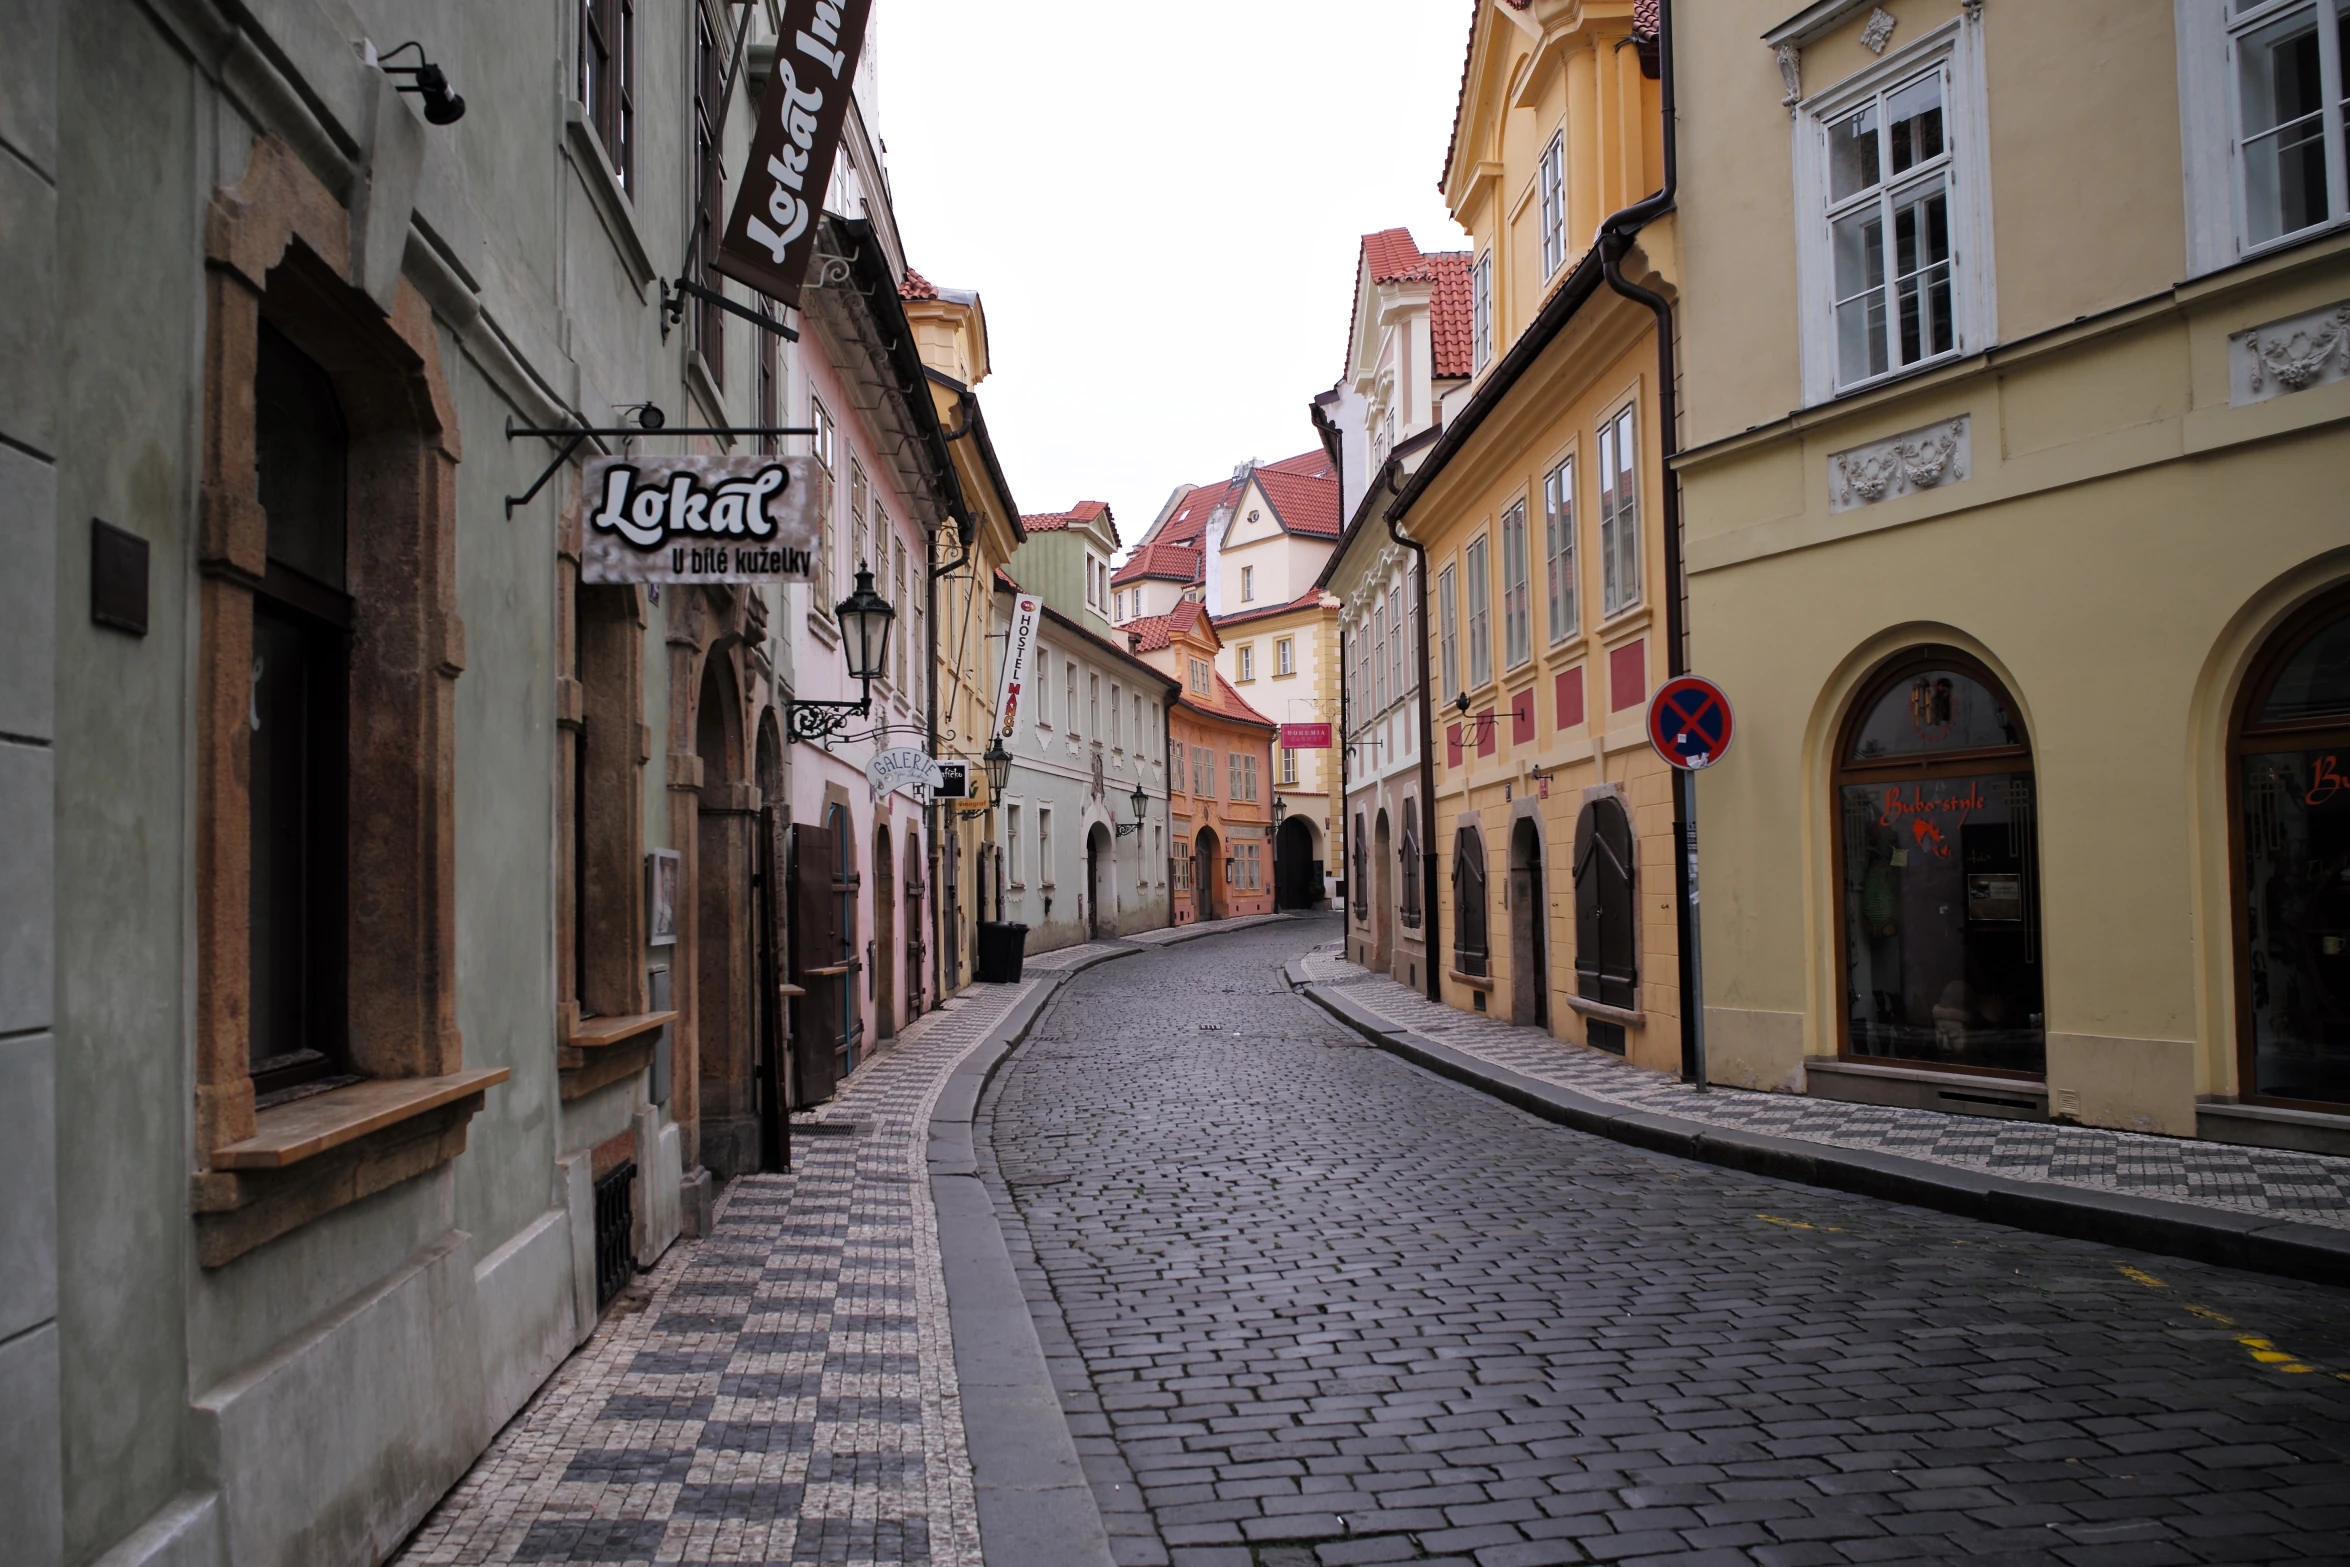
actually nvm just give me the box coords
[1123,598,1221,654]
[1212,587,1333,631]
[1019,499,1119,546]
[1346,230,1474,383]
[1112,540,1201,588]
[1250,449,1341,539]
[1134,473,1245,552]
[900,267,939,301]
[1184,672,1277,731]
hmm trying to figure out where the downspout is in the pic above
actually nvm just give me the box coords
[1336,623,1349,933]
[1162,683,1175,928]
[1595,0,1702,1085]
[926,522,942,1005]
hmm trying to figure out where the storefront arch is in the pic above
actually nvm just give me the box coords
[1195,825,1223,921]
[1509,815,1548,1029]
[1275,815,1319,911]
[1832,646,2043,1078]
[1086,821,1114,938]
[2230,584,2350,1110]
[1452,821,1489,979]
[873,821,896,1041]
[1371,809,1394,973]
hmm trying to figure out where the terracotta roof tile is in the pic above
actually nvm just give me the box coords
[1111,541,1200,588]
[1123,596,1212,653]
[1251,449,1341,539]
[1428,251,1475,378]
[1019,499,1117,543]
[899,266,939,301]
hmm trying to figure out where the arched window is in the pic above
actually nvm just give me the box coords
[1573,795,1637,1015]
[1399,800,1423,929]
[2234,589,2350,1108]
[1452,824,1489,976]
[1351,813,1368,923]
[1836,649,2041,1076]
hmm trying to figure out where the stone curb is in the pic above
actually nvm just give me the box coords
[928,947,1142,1567]
[1298,977,2350,1289]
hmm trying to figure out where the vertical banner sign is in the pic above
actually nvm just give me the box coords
[715,0,876,309]
[577,453,821,585]
[993,593,1042,746]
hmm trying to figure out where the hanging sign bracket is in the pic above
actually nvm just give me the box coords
[503,417,817,517]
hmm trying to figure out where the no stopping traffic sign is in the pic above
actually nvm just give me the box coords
[1648,675,1734,770]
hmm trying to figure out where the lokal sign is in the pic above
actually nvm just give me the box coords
[867,746,943,804]
[578,453,821,585]
[1279,723,1332,750]
[1647,675,1736,770]
[992,593,1041,744]
[715,0,875,309]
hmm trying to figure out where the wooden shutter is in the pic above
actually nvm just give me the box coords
[1573,796,1637,1009]
[788,820,841,1105]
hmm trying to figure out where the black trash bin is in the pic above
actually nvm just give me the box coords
[974,920,1030,983]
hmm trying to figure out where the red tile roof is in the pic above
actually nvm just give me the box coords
[1112,540,1201,587]
[1019,499,1118,544]
[900,267,939,301]
[1188,673,1277,731]
[1429,251,1474,378]
[1137,474,1245,552]
[1212,587,1332,630]
[1123,598,1217,654]
[1252,449,1341,539]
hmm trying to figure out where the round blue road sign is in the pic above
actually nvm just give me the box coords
[1648,675,1735,770]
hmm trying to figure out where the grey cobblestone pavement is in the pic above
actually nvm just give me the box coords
[981,913,2350,1567]
[394,979,1038,1567]
[1297,946,2350,1231]
[1125,914,1295,947]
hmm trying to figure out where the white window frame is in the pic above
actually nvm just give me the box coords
[1386,586,1405,704]
[1598,403,1642,620]
[1275,637,1294,676]
[2180,0,2350,275]
[1438,564,1460,699]
[1500,500,1532,671]
[1539,131,1567,277]
[1280,747,1298,786]
[1240,563,1256,602]
[1791,15,1994,406]
[1471,251,1494,368]
[1465,534,1493,690]
[1237,644,1255,682]
[1545,454,1577,645]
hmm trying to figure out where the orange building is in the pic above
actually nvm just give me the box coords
[1126,602,1278,922]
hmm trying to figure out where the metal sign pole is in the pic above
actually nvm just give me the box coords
[1679,766,1709,1094]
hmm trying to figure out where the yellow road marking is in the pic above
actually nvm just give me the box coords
[1754,1213,1845,1233]
[2113,1263,2345,1378]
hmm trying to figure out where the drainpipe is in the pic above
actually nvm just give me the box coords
[1596,0,1703,1087]
[1162,684,1175,929]
[1336,623,1349,934]
[1384,474,1442,1003]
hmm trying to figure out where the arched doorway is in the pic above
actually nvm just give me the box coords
[903,827,924,1018]
[1835,649,2041,1076]
[1509,817,1548,1028]
[695,654,756,1177]
[830,802,861,1074]
[2233,588,2350,1108]
[873,822,896,1041]
[1275,816,1318,910]
[1086,822,1114,938]
[1452,823,1490,982]
[1195,826,1223,921]
[1371,810,1394,973]
[753,710,786,1170]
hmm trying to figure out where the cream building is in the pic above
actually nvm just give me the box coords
[1678,0,2350,1152]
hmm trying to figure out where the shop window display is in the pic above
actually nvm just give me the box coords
[2236,592,2350,1107]
[1837,652,2043,1076]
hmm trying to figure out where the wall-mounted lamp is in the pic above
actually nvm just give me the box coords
[375,41,466,125]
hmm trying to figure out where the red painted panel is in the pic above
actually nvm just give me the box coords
[1447,722,1462,768]
[1609,639,1646,711]
[1511,689,1534,746]
[1477,707,1497,757]
[1555,665,1585,730]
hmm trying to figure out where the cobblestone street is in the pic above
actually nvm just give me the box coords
[981,915,2350,1567]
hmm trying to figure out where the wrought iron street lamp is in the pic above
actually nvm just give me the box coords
[784,563,895,742]
[1271,794,1287,827]
[1116,777,1147,838]
[983,739,1013,798]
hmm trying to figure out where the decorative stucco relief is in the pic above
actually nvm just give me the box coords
[1827,416,1972,514]
[2230,300,2350,407]
[1860,8,1897,53]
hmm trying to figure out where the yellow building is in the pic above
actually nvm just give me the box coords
[1677,0,2350,1152]
[1393,0,1687,1072]
[902,272,1024,998]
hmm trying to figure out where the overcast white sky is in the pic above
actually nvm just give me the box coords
[878,0,1470,549]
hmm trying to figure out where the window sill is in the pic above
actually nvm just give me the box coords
[562,104,657,290]
[1448,967,1495,992]
[210,1070,510,1170]
[1563,995,1645,1029]
[565,1009,677,1051]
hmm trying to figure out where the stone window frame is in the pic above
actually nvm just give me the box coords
[192,139,500,1267]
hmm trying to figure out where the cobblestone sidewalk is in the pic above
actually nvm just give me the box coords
[1122,913,1291,947]
[1301,944,2350,1231]
[394,980,1039,1567]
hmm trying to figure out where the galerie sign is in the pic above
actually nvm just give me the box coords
[578,454,821,585]
[993,593,1041,744]
[715,0,876,309]
[867,747,944,804]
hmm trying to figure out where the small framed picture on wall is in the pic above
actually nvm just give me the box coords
[647,849,682,947]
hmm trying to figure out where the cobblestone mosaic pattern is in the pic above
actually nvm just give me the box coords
[1125,914,1293,947]
[395,980,1037,1567]
[985,914,2350,1567]
[1301,946,2350,1232]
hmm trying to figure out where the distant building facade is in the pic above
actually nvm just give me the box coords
[1126,604,1280,923]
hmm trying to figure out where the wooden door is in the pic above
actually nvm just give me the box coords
[788,820,842,1105]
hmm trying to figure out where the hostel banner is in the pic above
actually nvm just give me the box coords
[578,453,822,585]
[993,593,1041,745]
[715,0,876,309]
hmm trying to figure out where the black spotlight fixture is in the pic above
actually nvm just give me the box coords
[377,41,467,125]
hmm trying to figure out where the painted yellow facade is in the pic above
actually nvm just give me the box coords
[1400,0,1685,1072]
[1677,0,2350,1150]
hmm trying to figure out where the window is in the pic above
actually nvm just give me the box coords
[1388,587,1406,704]
[1453,824,1489,976]
[1276,637,1294,676]
[1038,808,1054,887]
[1066,661,1078,730]
[1372,600,1389,711]
[1572,795,1638,1031]
[1471,251,1493,369]
[755,303,780,455]
[811,397,836,599]
[1111,683,1123,747]
[1241,564,1256,602]
[1235,840,1262,891]
[1501,502,1531,670]
[1599,408,1640,618]
[849,460,869,585]
[1822,61,1959,389]
[1189,657,1211,695]
[2233,1,2349,250]
[1544,457,1577,644]
[1280,747,1297,786]
[1194,744,1215,797]
[1399,800,1423,928]
[1539,132,1566,277]
[691,1,725,384]
[249,322,352,1097]
[1089,672,1101,738]
[579,0,635,190]
[1007,805,1024,887]
[1238,644,1255,682]
[1836,650,2041,1077]
[2233,587,2350,1107]
[1228,751,1244,801]
[1465,536,1493,689]
[890,531,907,691]
[1439,565,1460,699]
